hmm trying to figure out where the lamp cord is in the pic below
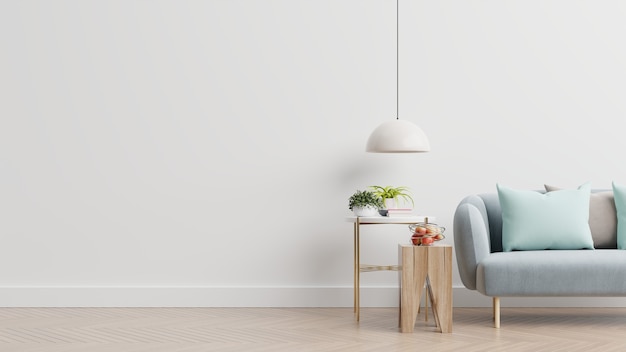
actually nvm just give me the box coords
[396,0,399,120]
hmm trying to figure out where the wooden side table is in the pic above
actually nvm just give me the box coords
[346,216,434,321]
[399,244,452,333]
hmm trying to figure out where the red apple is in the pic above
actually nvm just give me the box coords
[411,237,420,245]
[421,237,434,246]
[415,227,427,235]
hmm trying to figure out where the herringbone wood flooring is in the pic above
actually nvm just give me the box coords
[1,307,626,351]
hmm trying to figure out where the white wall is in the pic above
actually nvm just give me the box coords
[1,0,626,307]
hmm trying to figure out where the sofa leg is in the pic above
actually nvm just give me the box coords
[493,297,500,328]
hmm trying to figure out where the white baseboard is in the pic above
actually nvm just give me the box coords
[1,286,626,307]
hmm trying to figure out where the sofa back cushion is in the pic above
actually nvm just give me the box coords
[478,193,504,253]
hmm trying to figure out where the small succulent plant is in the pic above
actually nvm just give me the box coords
[348,190,384,210]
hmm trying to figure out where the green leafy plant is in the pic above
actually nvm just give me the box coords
[369,185,414,208]
[348,190,384,210]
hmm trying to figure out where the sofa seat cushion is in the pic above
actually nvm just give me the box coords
[476,250,626,296]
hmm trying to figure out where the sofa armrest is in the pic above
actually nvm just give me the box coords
[453,195,492,290]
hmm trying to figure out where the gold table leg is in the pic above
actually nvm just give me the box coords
[354,222,357,314]
[355,218,360,321]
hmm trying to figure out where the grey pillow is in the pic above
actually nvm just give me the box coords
[545,185,617,249]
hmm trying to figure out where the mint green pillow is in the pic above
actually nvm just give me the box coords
[612,182,626,249]
[497,183,594,251]
[545,185,616,248]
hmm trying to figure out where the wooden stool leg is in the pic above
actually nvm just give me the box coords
[400,245,416,333]
[427,246,453,333]
[400,245,428,333]
[417,284,429,320]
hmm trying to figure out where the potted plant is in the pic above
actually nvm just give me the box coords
[369,185,414,209]
[348,190,384,217]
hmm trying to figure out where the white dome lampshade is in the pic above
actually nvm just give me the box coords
[366,119,430,153]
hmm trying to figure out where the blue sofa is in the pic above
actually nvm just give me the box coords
[453,190,626,328]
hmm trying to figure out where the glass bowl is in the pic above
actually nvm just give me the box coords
[409,222,446,246]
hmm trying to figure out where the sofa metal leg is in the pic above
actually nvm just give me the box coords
[493,297,500,328]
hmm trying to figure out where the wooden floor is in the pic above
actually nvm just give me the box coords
[1,307,626,351]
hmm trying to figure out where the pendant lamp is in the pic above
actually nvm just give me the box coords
[365,0,430,153]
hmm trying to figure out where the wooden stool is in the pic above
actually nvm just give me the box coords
[399,244,452,333]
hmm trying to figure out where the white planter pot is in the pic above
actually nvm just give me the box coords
[352,205,379,217]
